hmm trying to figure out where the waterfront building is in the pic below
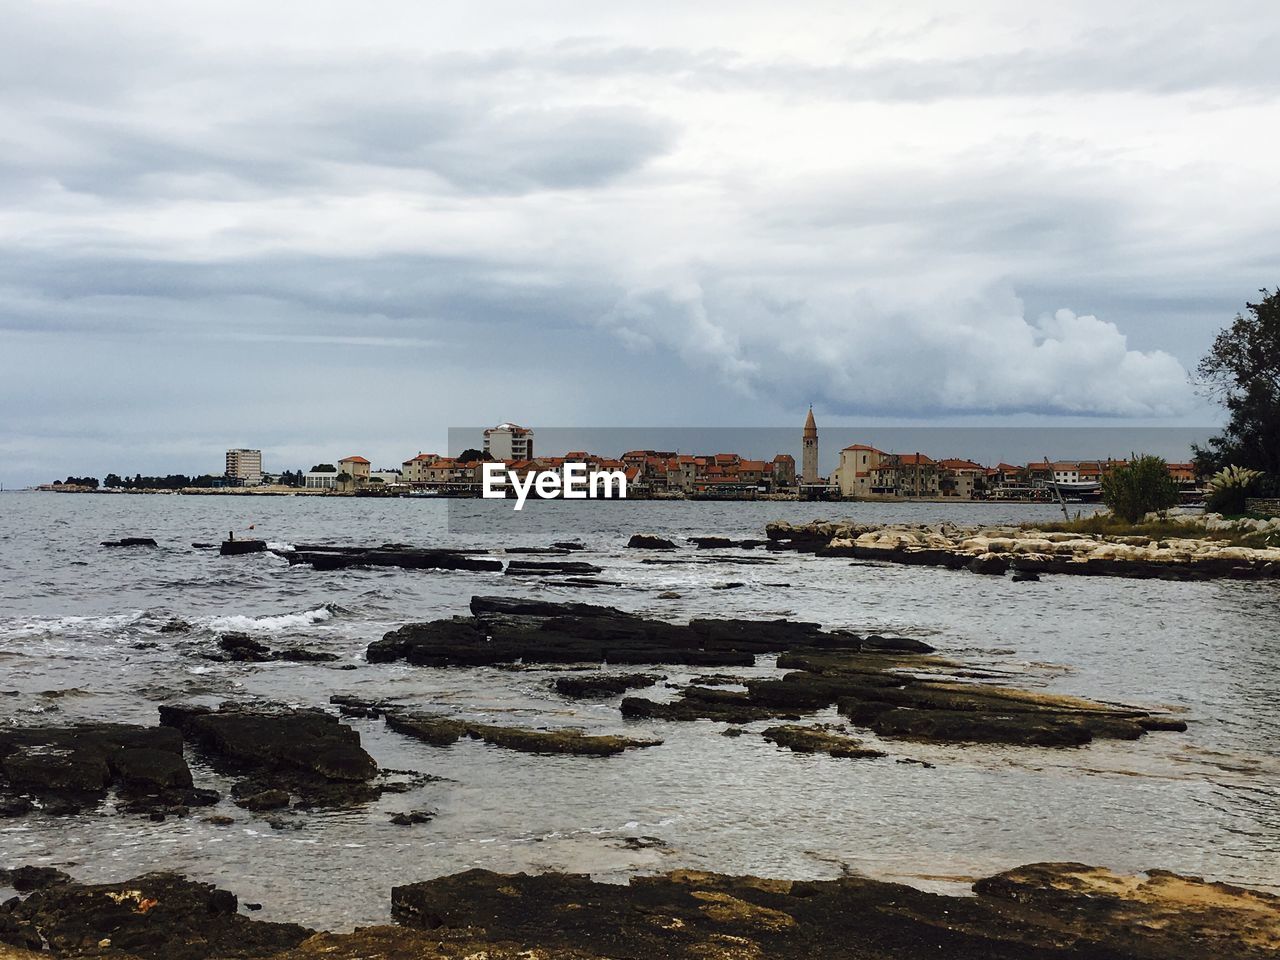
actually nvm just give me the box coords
[484,423,534,460]
[834,444,888,498]
[224,448,263,487]
[337,455,371,488]
[304,467,337,489]
[772,454,796,488]
[801,407,819,484]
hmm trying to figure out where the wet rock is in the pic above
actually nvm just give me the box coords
[621,690,785,724]
[762,725,886,759]
[627,534,677,549]
[389,809,434,825]
[554,673,662,698]
[1011,568,1041,582]
[0,723,209,816]
[552,540,586,550]
[504,560,604,576]
[968,554,1009,575]
[191,542,216,548]
[101,537,158,548]
[869,707,1094,746]
[0,866,72,892]
[220,538,267,555]
[711,581,746,590]
[0,871,311,960]
[233,786,292,811]
[160,618,192,633]
[656,591,682,599]
[689,537,769,550]
[384,711,660,756]
[207,634,340,664]
[159,704,379,806]
[283,544,500,572]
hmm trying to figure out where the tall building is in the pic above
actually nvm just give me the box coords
[801,407,818,484]
[225,448,263,486]
[483,423,534,460]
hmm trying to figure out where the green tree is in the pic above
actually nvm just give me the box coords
[1102,454,1180,522]
[1194,288,1280,484]
[458,448,484,462]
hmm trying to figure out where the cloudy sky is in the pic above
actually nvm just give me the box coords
[2,0,1276,484]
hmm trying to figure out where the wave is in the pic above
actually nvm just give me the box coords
[204,603,342,633]
[1,611,146,639]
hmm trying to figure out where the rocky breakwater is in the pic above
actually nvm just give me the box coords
[766,518,1280,580]
[366,596,1184,750]
[158,703,380,810]
[5,861,1276,959]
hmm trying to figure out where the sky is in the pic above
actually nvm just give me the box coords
[2,0,1277,485]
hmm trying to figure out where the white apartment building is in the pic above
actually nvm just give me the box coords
[225,448,263,486]
[483,423,533,461]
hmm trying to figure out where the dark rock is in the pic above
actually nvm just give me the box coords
[384,711,660,756]
[160,618,192,633]
[383,861,1280,960]
[862,634,936,654]
[159,704,380,806]
[1011,568,1041,582]
[762,725,886,759]
[389,810,435,825]
[627,534,677,549]
[869,708,1093,746]
[554,673,662,698]
[218,632,272,661]
[657,591,682,599]
[967,554,1009,575]
[191,542,216,548]
[0,866,71,892]
[220,539,267,555]
[711,581,746,590]
[284,544,500,572]
[0,870,311,960]
[0,723,206,816]
[504,560,604,576]
[101,537,158,548]
[233,787,291,811]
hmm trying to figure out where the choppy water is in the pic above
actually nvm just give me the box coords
[1,492,1278,929]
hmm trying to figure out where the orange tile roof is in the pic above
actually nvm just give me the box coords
[340,455,370,464]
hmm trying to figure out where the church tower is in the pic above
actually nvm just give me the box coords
[802,406,818,484]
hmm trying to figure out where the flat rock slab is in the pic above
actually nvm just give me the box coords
[0,723,214,817]
[554,672,662,698]
[220,539,267,555]
[283,545,500,572]
[762,724,886,759]
[158,704,379,806]
[101,537,158,548]
[384,711,660,756]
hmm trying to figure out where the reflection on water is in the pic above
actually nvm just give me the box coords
[1,493,1278,929]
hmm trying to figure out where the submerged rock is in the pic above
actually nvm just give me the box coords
[504,560,604,576]
[206,633,340,664]
[0,723,215,816]
[762,724,886,758]
[159,704,380,806]
[220,539,267,555]
[101,537,158,548]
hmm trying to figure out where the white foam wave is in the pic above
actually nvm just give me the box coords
[1,611,146,639]
[266,541,295,552]
[205,605,337,633]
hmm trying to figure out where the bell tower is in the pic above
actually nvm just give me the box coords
[802,406,818,484]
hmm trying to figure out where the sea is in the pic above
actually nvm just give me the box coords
[1,492,1277,929]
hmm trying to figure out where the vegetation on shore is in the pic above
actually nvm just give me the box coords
[1028,513,1279,550]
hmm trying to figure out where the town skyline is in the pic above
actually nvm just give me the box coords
[3,2,1276,489]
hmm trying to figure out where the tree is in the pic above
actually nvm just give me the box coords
[1101,455,1180,522]
[458,448,484,462]
[1195,288,1280,485]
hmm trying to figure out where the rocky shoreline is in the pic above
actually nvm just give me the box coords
[2,859,1277,959]
[766,516,1280,579]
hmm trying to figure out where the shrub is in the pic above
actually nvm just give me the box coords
[1204,465,1263,515]
[1101,454,1180,522]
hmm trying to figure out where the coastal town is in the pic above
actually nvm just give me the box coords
[40,413,1203,503]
